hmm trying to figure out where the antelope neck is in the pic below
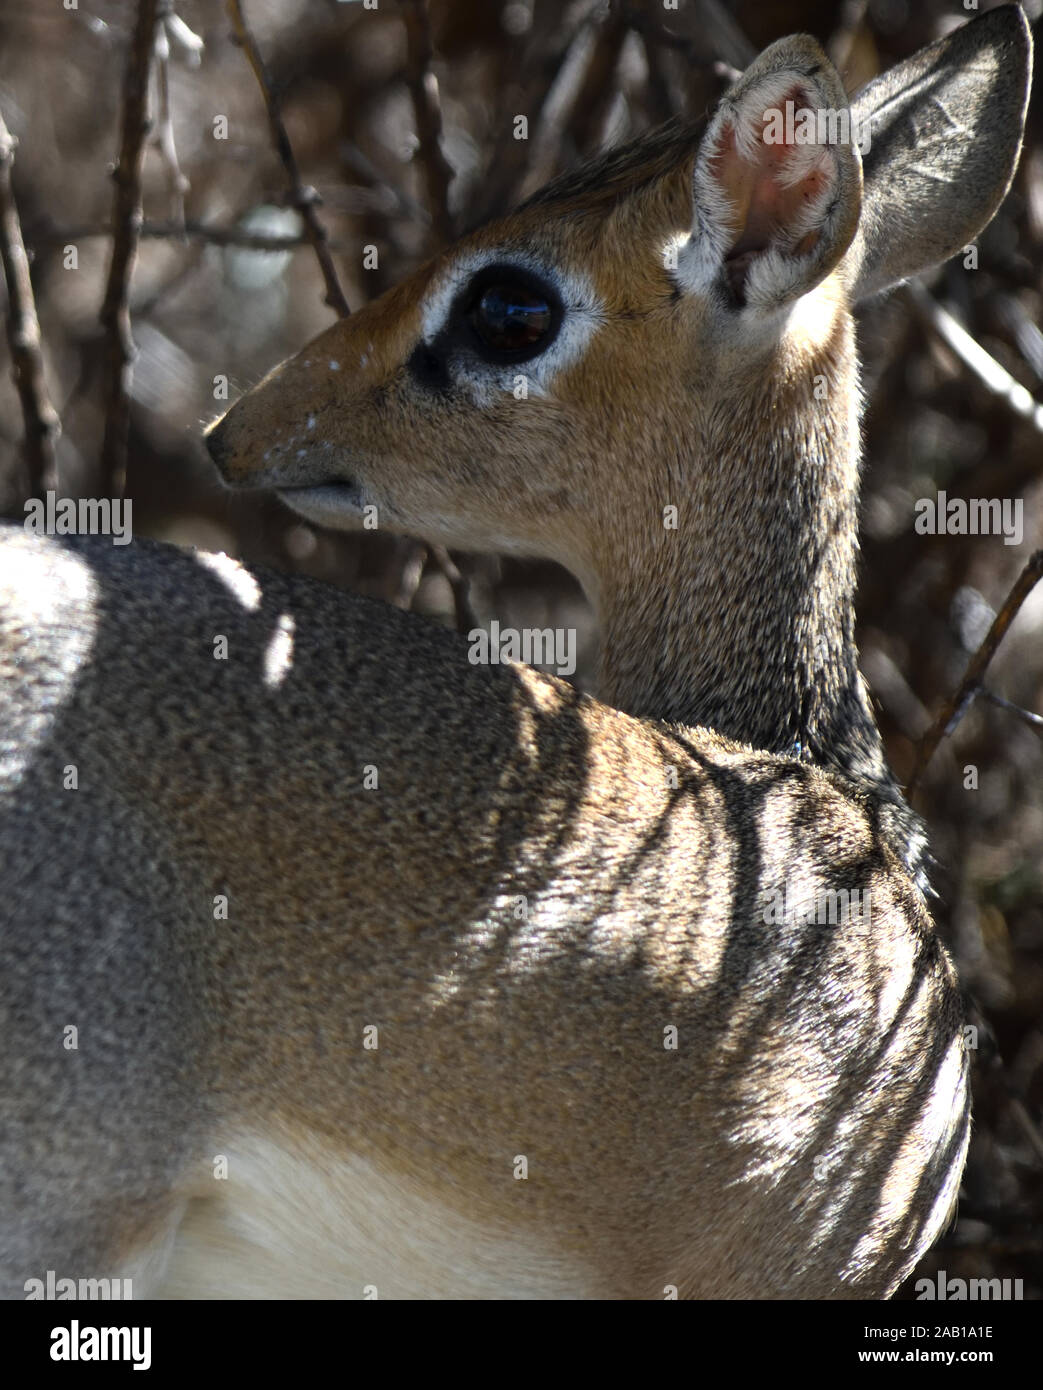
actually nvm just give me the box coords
[593,401,891,793]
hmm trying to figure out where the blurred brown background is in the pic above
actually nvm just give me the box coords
[0,0,1040,1300]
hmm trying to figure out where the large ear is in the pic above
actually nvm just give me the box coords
[848,4,1032,302]
[679,35,863,312]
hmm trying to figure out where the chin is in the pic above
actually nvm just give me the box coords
[277,484,369,530]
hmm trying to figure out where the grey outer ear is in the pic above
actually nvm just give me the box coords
[848,4,1032,302]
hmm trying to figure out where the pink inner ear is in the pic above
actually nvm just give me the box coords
[709,83,833,299]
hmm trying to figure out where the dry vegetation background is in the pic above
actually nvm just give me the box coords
[0,0,1040,1299]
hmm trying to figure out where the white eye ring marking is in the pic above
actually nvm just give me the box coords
[418,248,604,402]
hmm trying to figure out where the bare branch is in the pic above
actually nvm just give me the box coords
[42,219,317,253]
[470,0,605,225]
[400,0,454,246]
[904,280,1043,437]
[635,27,679,123]
[828,0,870,73]
[689,0,756,68]
[980,687,1043,734]
[99,0,159,499]
[226,0,350,318]
[0,110,61,496]
[622,0,755,70]
[227,3,476,629]
[428,545,478,635]
[518,12,606,199]
[908,550,1043,793]
[152,6,196,228]
[1009,1095,1043,1168]
[561,9,630,157]
[389,537,428,611]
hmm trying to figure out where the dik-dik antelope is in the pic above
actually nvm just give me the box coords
[0,7,1032,1300]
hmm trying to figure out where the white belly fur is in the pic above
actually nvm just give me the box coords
[143,1135,596,1300]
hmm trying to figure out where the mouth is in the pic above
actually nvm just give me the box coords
[277,483,367,529]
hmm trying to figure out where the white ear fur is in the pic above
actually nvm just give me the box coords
[676,36,863,313]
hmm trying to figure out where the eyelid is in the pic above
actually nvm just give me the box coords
[458,264,560,313]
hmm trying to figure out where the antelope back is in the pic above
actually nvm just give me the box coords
[0,528,967,1298]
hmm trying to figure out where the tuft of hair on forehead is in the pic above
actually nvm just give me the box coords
[519,114,708,214]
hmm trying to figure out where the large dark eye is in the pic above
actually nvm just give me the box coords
[468,281,555,357]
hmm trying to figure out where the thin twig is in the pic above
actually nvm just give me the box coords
[564,8,630,156]
[152,5,194,228]
[428,545,479,635]
[829,0,870,73]
[908,550,1043,793]
[904,281,1043,437]
[980,687,1043,733]
[993,291,1043,384]
[519,15,603,198]
[690,0,756,68]
[99,0,159,499]
[227,3,476,628]
[340,141,429,225]
[388,4,475,621]
[389,537,427,610]
[622,0,755,70]
[0,109,60,495]
[469,0,604,225]
[1009,1095,1043,1168]
[132,239,205,320]
[636,27,679,123]
[40,219,318,252]
[226,0,350,317]
[400,0,454,246]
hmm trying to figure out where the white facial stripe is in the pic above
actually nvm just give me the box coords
[418,247,604,402]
